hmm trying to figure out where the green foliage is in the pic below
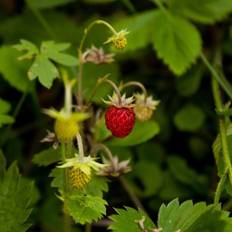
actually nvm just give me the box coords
[127,161,163,197]
[106,120,159,146]
[110,207,155,232]
[152,10,202,75]
[66,193,107,225]
[174,104,205,132]
[169,0,232,24]
[0,159,36,232]
[0,98,14,128]
[0,46,32,92]
[27,0,75,9]
[33,147,62,166]
[14,40,78,88]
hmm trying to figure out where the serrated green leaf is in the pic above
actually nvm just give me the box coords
[41,41,78,66]
[106,120,159,147]
[28,54,58,88]
[0,46,32,92]
[114,10,158,51]
[66,194,107,224]
[0,162,36,232]
[33,147,62,166]
[174,104,205,132]
[169,0,232,24]
[152,10,202,75]
[26,0,75,9]
[110,207,155,232]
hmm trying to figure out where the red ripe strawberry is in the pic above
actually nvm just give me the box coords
[105,106,135,137]
[104,93,135,138]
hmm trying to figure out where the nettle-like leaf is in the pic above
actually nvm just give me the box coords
[106,120,160,147]
[152,10,202,75]
[14,39,78,88]
[174,104,205,132]
[110,207,155,232]
[32,147,62,166]
[0,160,36,232]
[169,0,232,24]
[66,193,107,225]
[0,98,14,128]
[158,199,232,232]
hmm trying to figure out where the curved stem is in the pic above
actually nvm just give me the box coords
[214,170,227,204]
[77,20,117,108]
[120,81,147,98]
[92,143,114,160]
[76,133,85,160]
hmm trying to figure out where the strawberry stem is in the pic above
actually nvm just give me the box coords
[76,133,85,161]
[120,81,147,99]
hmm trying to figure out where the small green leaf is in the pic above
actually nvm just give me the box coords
[152,10,202,75]
[0,98,14,128]
[41,41,78,66]
[169,0,232,24]
[106,120,159,147]
[66,194,107,225]
[174,104,205,132]
[110,207,155,232]
[33,147,62,166]
[28,54,58,88]
[0,98,11,114]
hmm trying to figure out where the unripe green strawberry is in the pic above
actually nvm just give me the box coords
[69,167,91,189]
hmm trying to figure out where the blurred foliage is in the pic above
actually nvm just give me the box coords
[0,0,232,231]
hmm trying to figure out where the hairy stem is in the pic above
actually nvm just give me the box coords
[120,81,147,98]
[214,170,227,204]
[76,133,85,160]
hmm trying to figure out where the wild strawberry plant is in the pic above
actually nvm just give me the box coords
[1,0,232,232]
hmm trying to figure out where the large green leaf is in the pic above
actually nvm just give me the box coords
[0,162,36,232]
[110,207,155,232]
[174,104,205,132]
[152,10,202,75]
[106,120,159,147]
[0,46,32,92]
[169,0,232,24]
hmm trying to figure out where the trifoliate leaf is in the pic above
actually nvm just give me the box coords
[33,147,62,166]
[28,54,58,88]
[158,199,232,232]
[110,207,155,232]
[0,162,36,232]
[106,120,160,147]
[41,41,78,66]
[0,98,14,128]
[0,46,32,92]
[66,194,107,225]
[114,10,158,51]
[174,104,205,132]
[26,0,75,9]
[14,40,78,88]
[152,10,202,75]
[169,0,232,24]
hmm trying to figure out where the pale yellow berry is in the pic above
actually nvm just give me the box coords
[113,36,127,49]
[134,105,154,122]
[69,167,91,189]
[54,118,79,142]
